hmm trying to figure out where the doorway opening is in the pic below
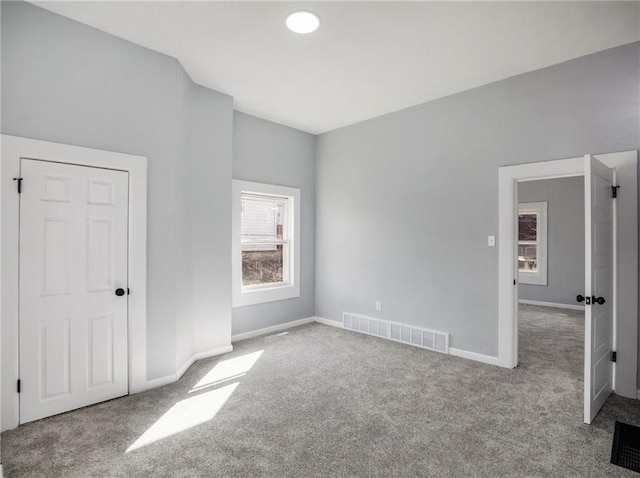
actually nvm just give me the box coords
[497,151,638,424]
[516,176,585,416]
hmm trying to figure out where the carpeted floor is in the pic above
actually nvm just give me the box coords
[3,305,640,477]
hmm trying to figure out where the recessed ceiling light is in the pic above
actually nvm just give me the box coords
[286,11,320,34]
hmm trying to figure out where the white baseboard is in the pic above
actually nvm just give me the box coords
[176,356,196,382]
[148,320,501,391]
[231,317,315,342]
[447,347,500,367]
[314,316,343,328]
[176,345,234,382]
[316,315,499,368]
[145,373,176,390]
[147,345,234,391]
[193,345,234,362]
[518,299,584,311]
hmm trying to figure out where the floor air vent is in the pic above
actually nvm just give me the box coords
[611,421,640,472]
[342,312,449,354]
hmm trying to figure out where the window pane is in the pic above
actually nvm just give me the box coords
[518,213,537,241]
[241,197,286,243]
[518,244,537,271]
[242,244,286,286]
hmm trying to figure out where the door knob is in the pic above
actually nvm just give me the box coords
[577,294,591,304]
[592,295,606,305]
[115,288,125,297]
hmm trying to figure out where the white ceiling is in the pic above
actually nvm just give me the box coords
[33,1,640,134]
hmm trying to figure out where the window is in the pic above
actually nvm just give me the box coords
[518,202,547,285]
[241,195,288,287]
[232,180,300,307]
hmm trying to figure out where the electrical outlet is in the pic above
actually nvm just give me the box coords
[375,301,381,311]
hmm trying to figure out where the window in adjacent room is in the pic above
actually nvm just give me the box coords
[518,201,548,285]
[232,180,300,307]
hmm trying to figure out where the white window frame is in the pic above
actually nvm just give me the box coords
[232,180,300,307]
[517,201,547,285]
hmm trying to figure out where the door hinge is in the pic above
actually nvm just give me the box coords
[17,379,21,393]
[13,177,23,194]
[612,185,620,198]
[611,351,617,363]
[513,279,516,286]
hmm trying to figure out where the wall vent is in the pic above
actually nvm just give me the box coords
[342,312,449,354]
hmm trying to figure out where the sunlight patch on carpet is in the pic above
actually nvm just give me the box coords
[127,382,239,452]
[191,350,263,392]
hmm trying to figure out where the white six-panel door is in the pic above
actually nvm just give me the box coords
[19,159,129,424]
[584,155,614,424]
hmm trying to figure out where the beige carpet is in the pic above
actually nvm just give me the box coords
[2,305,640,477]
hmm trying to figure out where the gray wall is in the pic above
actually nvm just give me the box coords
[1,1,233,380]
[190,85,233,354]
[518,177,585,306]
[316,41,640,358]
[3,1,639,384]
[176,65,194,372]
[175,75,233,367]
[232,112,315,336]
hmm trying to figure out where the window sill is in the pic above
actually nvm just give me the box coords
[518,272,547,286]
[233,282,300,308]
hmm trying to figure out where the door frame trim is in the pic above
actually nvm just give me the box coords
[1,135,148,430]
[497,151,638,400]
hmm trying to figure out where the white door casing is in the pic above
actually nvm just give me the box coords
[19,159,129,423]
[2,135,147,431]
[497,150,637,407]
[583,155,614,424]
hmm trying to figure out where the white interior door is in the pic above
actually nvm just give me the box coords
[584,154,615,424]
[19,159,129,424]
